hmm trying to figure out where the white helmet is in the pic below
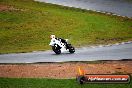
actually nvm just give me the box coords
[50,35,55,39]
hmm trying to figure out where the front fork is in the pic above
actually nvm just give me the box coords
[54,44,61,50]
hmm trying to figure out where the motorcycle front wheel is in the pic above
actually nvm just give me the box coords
[52,46,61,54]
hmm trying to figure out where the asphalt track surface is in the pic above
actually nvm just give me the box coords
[36,0,132,18]
[0,43,132,63]
[0,0,132,63]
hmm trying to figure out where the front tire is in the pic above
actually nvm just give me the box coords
[52,45,61,54]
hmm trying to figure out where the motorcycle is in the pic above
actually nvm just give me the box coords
[49,38,75,54]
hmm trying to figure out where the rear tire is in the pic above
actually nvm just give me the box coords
[69,47,75,53]
[68,44,75,53]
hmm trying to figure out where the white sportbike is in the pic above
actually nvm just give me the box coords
[49,38,75,54]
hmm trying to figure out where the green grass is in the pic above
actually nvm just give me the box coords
[0,0,132,54]
[0,78,131,88]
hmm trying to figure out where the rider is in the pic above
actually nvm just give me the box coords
[50,35,69,49]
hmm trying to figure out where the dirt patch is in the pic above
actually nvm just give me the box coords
[0,61,132,79]
[0,4,7,11]
[0,4,13,11]
[0,4,26,12]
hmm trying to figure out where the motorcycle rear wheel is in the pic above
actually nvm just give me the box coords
[68,44,75,53]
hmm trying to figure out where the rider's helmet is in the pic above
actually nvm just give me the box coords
[50,35,55,39]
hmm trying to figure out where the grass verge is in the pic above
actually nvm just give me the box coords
[0,78,131,88]
[0,0,132,54]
